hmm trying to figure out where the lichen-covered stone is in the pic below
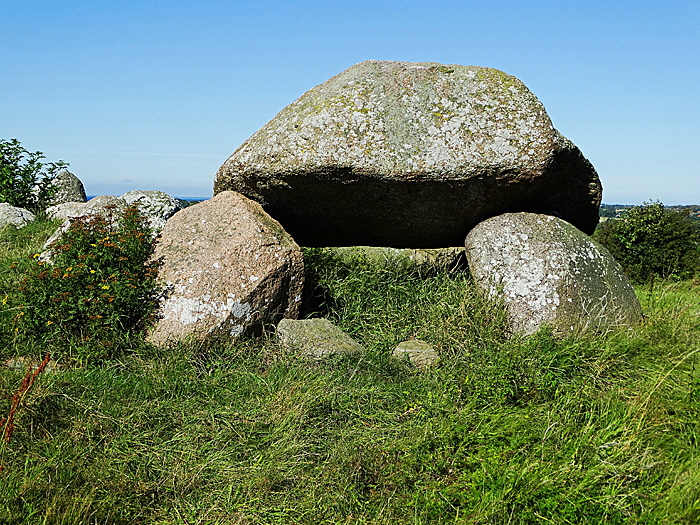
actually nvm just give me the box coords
[147,191,304,346]
[120,190,182,232]
[465,212,642,336]
[392,339,438,368]
[42,191,182,262]
[0,203,34,230]
[45,191,181,233]
[215,60,601,247]
[276,318,364,359]
[46,169,87,206]
[46,195,126,223]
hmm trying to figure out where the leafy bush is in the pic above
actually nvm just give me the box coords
[13,205,163,359]
[0,138,68,213]
[595,201,700,283]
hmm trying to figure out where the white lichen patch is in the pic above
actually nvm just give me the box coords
[161,294,251,327]
[474,223,565,334]
[465,212,642,336]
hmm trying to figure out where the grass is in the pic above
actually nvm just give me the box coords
[0,222,699,523]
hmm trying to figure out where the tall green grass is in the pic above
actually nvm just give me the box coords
[1,224,699,524]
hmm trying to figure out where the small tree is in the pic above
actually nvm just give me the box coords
[595,201,700,283]
[0,138,68,212]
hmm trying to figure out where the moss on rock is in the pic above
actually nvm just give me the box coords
[215,60,601,247]
[465,212,642,337]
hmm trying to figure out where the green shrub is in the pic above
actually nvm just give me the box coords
[595,201,700,283]
[0,138,67,213]
[13,205,163,359]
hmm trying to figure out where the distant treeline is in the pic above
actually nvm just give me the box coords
[600,203,700,225]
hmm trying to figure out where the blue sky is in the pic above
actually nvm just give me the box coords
[2,0,698,203]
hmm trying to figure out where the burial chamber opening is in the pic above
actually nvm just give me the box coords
[241,170,587,249]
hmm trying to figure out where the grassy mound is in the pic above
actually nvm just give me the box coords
[1,221,699,524]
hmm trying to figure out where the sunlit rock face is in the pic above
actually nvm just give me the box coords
[147,191,304,347]
[46,169,87,206]
[214,60,601,248]
[465,212,642,337]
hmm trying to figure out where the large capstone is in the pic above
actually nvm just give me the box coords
[147,191,304,346]
[464,212,642,336]
[215,60,602,248]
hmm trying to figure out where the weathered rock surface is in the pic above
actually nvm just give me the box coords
[120,190,182,232]
[465,212,642,336]
[323,246,467,274]
[46,191,181,233]
[215,60,601,248]
[46,195,126,223]
[392,339,438,368]
[276,318,364,359]
[0,203,35,230]
[42,191,183,261]
[147,191,304,346]
[46,169,87,206]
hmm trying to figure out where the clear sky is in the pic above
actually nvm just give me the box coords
[2,0,698,203]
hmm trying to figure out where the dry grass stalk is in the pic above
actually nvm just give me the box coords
[0,351,51,473]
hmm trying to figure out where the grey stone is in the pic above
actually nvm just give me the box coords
[42,191,182,261]
[215,60,601,248]
[46,169,87,205]
[46,195,126,223]
[323,246,467,275]
[0,203,35,230]
[464,212,642,336]
[120,190,182,232]
[46,191,181,234]
[147,191,304,346]
[276,318,364,359]
[392,339,439,368]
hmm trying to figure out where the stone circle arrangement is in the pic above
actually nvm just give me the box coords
[4,60,642,365]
